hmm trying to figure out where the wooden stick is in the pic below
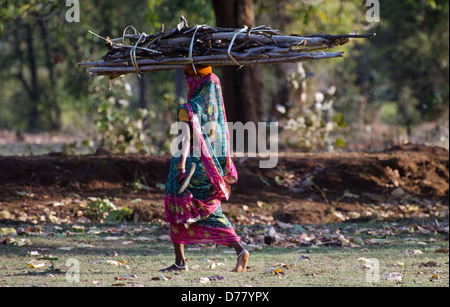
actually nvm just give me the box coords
[88,52,343,76]
[79,20,375,78]
[80,50,343,68]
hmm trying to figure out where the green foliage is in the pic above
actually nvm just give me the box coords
[148,0,214,30]
[106,207,133,222]
[95,94,149,154]
[378,102,399,125]
[0,0,448,151]
[283,101,349,152]
[86,197,118,221]
[370,0,449,124]
[86,197,132,222]
[258,0,448,148]
[127,177,151,193]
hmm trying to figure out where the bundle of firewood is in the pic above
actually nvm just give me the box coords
[79,17,375,79]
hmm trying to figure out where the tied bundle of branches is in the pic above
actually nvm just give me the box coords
[79,16,375,79]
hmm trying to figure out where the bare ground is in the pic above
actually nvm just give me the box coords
[0,144,448,225]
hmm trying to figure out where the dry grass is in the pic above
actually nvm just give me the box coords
[1,220,448,288]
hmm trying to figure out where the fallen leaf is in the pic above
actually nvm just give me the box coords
[299,233,315,244]
[114,276,127,281]
[366,238,390,245]
[333,230,350,245]
[352,237,365,246]
[9,238,32,247]
[0,210,12,220]
[333,211,346,221]
[16,191,34,198]
[155,183,165,190]
[405,249,423,256]
[257,201,271,209]
[208,262,217,269]
[415,225,431,234]
[97,260,129,268]
[0,228,17,236]
[274,263,291,269]
[71,225,85,233]
[264,267,284,276]
[434,248,449,254]
[76,243,95,248]
[430,274,440,281]
[26,260,46,269]
[357,258,375,269]
[158,235,171,241]
[384,272,403,282]
[264,267,278,274]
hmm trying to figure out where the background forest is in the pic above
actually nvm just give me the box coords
[0,0,448,155]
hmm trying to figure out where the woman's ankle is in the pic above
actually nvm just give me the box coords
[175,259,187,267]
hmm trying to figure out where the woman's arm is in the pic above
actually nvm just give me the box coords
[176,123,191,180]
[176,108,192,182]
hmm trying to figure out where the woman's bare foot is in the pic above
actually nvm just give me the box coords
[232,250,249,273]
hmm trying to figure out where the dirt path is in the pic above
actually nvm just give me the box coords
[0,144,448,225]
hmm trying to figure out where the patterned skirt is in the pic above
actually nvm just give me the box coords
[164,156,240,247]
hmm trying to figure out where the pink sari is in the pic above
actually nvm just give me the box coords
[164,72,240,247]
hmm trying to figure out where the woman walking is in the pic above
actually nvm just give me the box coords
[161,65,249,273]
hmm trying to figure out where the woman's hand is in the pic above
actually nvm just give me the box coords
[176,167,186,184]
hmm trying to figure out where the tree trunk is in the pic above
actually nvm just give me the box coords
[138,75,150,130]
[39,18,61,130]
[212,0,263,124]
[355,43,370,131]
[174,69,187,102]
[19,24,40,132]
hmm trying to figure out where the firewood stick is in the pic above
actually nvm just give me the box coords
[80,51,342,68]
[88,52,343,76]
[80,19,375,79]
